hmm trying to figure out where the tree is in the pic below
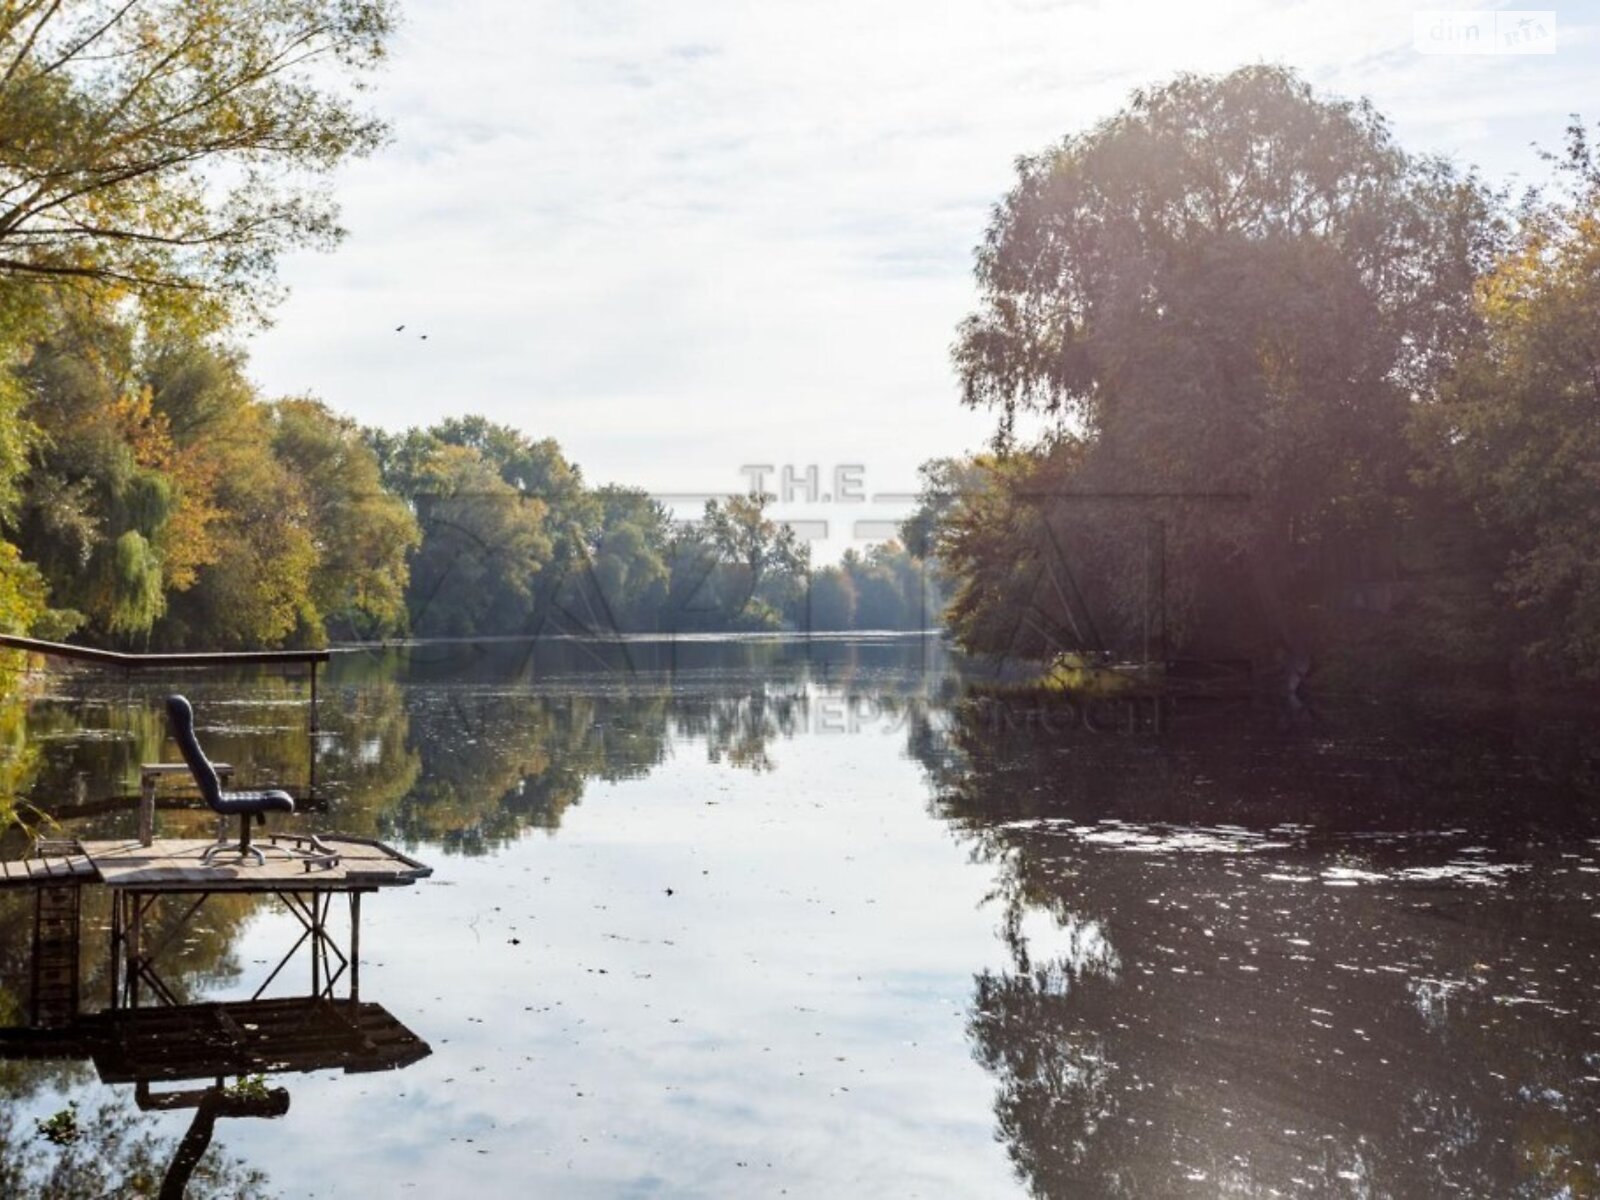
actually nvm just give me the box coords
[164,399,318,646]
[13,299,181,641]
[0,0,393,320]
[142,337,319,648]
[269,398,418,639]
[807,566,855,631]
[427,417,599,626]
[945,66,1497,661]
[583,485,670,631]
[715,492,808,619]
[1416,120,1600,678]
[838,548,906,630]
[403,444,553,638]
[696,493,809,629]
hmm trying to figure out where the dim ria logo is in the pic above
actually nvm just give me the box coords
[1414,9,1555,54]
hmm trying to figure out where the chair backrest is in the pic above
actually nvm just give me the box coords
[165,695,223,811]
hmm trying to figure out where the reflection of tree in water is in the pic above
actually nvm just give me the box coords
[5,671,331,850]
[913,697,1600,1199]
[0,684,43,836]
[386,689,675,853]
[313,680,421,839]
[672,685,807,773]
[0,1099,271,1199]
[383,672,927,849]
[972,923,1122,1196]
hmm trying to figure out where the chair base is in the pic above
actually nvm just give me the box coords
[201,812,285,868]
[200,840,269,867]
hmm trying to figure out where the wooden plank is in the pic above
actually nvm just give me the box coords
[0,857,98,890]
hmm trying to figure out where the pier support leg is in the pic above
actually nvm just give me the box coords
[139,775,156,847]
[127,893,141,1009]
[349,891,362,1003]
[311,893,322,998]
[109,892,123,1009]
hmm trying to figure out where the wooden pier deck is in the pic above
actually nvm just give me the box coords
[79,835,431,891]
[0,835,430,892]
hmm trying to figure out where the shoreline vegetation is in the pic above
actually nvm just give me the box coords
[0,4,1593,704]
[899,67,1600,702]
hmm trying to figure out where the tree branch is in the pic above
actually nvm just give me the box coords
[0,0,64,93]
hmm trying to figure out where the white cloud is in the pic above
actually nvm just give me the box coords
[246,0,1600,543]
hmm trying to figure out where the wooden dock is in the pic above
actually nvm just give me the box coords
[77,835,431,891]
[0,835,428,891]
[0,834,433,1022]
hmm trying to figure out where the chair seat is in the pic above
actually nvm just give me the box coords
[212,789,296,816]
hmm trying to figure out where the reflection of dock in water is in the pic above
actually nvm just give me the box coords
[1,835,434,1198]
[0,995,431,1081]
[1,994,432,1198]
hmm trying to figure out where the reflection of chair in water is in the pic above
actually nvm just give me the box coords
[165,694,296,865]
[0,994,431,1198]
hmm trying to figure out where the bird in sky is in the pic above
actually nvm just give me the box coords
[394,324,405,332]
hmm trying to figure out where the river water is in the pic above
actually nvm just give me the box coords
[0,636,1597,1197]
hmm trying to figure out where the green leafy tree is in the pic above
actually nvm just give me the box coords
[807,565,856,631]
[584,485,670,630]
[0,0,393,321]
[427,417,598,621]
[1417,121,1600,678]
[841,548,904,630]
[707,492,809,625]
[946,66,1496,661]
[13,300,173,641]
[403,443,554,638]
[269,398,418,639]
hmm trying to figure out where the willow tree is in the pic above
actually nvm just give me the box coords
[947,66,1497,660]
[0,0,394,320]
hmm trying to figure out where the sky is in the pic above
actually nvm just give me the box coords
[246,0,1598,555]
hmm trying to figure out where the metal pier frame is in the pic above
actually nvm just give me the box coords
[108,886,369,1011]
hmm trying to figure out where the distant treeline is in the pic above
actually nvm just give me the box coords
[0,307,936,647]
[908,66,1600,691]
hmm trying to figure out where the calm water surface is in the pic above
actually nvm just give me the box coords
[1,637,1597,1197]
